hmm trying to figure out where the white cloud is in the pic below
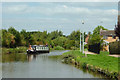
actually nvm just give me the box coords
[3,4,118,17]
[100,18,114,22]
[62,5,68,8]
[2,3,118,34]
[4,5,29,14]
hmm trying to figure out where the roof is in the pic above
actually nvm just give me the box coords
[100,30,115,36]
[32,45,46,47]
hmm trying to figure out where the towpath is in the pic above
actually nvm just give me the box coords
[84,51,120,58]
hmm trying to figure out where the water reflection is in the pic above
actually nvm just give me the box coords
[27,53,49,62]
[27,54,37,62]
[2,53,27,63]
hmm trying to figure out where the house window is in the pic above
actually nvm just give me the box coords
[103,36,108,39]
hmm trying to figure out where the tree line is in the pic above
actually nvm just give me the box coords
[1,26,109,50]
[1,27,87,49]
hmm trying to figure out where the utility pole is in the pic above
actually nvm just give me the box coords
[81,20,84,54]
[82,32,84,54]
[80,30,81,52]
[81,20,87,57]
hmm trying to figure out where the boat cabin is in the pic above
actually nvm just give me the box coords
[27,45,49,54]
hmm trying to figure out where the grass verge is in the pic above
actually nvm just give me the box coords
[62,50,119,79]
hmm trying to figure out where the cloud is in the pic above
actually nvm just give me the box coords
[62,5,68,8]
[2,2,118,35]
[4,4,29,14]
[3,4,118,17]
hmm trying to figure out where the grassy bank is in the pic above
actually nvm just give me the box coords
[62,50,119,79]
[2,47,27,54]
[2,47,28,63]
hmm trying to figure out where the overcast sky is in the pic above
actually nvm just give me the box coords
[2,2,118,35]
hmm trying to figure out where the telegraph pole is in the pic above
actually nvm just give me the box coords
[82,32,84,54]
[82,20,84,54]
[80,30,81,52]
[81,20,87,57]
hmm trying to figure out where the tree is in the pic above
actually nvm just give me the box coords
[48,30,63,40]
[68,30,80,41]
[88,34,102,45]
[0,30,2,47]
[2,30,15,48]
[20,29,27,46]
[8,27,21,47]
[93,26,107,35]
[115,23,120,39]
[20,29,27,37]
[1,27,89,49]
[64,40,75,49]
[88,26,107,49]
[53,36,68,48]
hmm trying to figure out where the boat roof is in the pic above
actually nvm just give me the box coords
[31,45,47,47]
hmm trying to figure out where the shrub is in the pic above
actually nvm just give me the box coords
[84,44,88,49]
[88,43,100,54]
[109,41,120,54]
[82,62,87,69]
[53,46,64,50]
[70,46,77,50]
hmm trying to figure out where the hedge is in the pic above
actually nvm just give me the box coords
[109,41,120,54]
[88,43,100,54]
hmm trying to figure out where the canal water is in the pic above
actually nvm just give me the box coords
[2,50,106,78]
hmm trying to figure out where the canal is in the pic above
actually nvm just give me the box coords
[2,50,106,78]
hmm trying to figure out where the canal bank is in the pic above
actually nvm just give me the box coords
[61,50,119,80]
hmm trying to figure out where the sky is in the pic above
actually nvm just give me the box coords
[2,2,118,35]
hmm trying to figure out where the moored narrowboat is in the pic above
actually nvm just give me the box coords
[27,45,49,54]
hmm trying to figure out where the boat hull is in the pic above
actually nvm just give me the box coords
[27,50,49,54]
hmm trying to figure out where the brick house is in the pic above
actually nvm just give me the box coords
[85,35,89,44]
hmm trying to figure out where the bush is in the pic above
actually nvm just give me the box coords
[109,41,120,54]
[84,44,88,49]
[88,43,100,54]
[70,46,77,50]
[54,46,64,50]
[2,47,27,54]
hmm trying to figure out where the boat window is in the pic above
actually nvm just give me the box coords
[39,47,41,50]
[43,47,45,50]
[31,46,49,50]
[36,47,38,49]
[31,46,35,49]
